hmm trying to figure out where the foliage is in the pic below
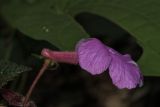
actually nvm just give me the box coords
[0,60,31,88]
[1,0,160,76]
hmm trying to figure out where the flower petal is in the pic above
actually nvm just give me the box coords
[108,48,143,89]
[76,38,112,75]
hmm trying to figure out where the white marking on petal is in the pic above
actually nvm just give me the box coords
[109,49,116,54]
[128,61,138,66]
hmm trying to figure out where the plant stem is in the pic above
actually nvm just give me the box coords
[23,59,51,107]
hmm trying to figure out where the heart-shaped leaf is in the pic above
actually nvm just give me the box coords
[1,0,160,76]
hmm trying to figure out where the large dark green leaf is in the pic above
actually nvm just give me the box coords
[1,0,89,50]
[1,0,160,76]
[0,60,31,87]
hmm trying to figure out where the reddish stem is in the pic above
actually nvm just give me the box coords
[41,49,78,64]
[23,59,50,107]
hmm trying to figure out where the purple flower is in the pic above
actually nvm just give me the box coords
[108,48,143,89]
[76,38,112,75]
[41,38,143,89]
[76,38,143,89]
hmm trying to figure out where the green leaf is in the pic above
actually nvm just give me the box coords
[0,60,31,87]
[1,0,89,50]
[1,0,160,76]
